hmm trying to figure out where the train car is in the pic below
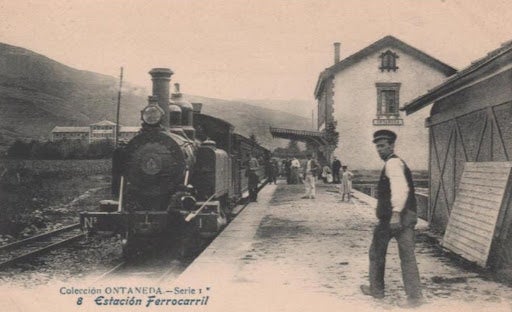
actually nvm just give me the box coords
[80,68,269,258]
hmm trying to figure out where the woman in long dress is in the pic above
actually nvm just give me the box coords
[321,165,333,183]
[339,165,354,202]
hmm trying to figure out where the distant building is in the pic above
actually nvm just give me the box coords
[51,120,139,143]
[315,36,457,169]
[51,126,89,141]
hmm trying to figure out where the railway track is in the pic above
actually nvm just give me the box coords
[0,223,85,269]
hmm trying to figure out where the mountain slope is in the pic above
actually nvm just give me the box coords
[0,42,145,150]
[232,98,315,119]
[0,42,309,151]
[186,95,312,148]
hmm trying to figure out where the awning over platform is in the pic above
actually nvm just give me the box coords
[269,127,328,146]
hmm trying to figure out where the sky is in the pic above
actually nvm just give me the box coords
[1,0,512,107]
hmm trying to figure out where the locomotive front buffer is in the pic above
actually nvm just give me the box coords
[79,199,226,239]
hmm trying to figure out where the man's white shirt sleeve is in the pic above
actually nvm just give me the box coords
[385,158,408,213]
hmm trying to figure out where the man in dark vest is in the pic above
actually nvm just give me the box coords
[360,130,423,307]
[332,156,342,184]
[248,153,260,202]
[284,158,291,184]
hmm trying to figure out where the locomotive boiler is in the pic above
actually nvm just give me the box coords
[80,68,269,258]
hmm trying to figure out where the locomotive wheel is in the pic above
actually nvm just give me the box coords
[122,232,143,260]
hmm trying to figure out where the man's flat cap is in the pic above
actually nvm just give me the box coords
[373,129,397,143]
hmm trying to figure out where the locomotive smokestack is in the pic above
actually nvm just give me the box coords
[148,95,159,106]
[334,42,341,64]
[149,68,174,128]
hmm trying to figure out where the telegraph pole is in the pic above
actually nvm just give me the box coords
[115,67,124,147]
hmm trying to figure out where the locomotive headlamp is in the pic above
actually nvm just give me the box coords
[141,105,164,125]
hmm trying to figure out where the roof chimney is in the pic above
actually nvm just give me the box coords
[334,42,341,64]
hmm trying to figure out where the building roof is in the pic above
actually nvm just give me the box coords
[91,120,117,126]
[51,125,140,133]
[269,127,328,146]
[52,126,89,133]
[120,126,141,132]
[402,39,512,115]
[314,35,457,99]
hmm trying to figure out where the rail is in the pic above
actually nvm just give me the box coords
[0,224,84,269]
[0,223,80,251]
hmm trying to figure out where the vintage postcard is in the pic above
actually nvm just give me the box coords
[1,1,512,311]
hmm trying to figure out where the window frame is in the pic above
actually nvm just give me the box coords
[376,82,401,118]
[379,50,399,72]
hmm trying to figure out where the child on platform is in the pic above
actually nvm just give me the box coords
[339,165,354,202]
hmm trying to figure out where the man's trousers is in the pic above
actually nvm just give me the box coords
[304,174,316,198]
[368,219,422,299]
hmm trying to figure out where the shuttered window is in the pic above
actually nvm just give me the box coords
[379,50,399,72]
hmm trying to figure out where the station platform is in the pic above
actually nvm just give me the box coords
[173,180,512,311]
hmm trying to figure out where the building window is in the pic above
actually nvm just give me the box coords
[379,50,399,72]
[380,90,398,115]
[374,83,403,126]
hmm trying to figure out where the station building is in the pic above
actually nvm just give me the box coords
[51,120,140,143]
[315,36,457,170]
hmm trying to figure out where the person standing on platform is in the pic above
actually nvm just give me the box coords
[248,153,260,202]
[339,165,354,202]
[332,156,342,184]
[273,159,280,184]
[268,158,279,184]
[301,153,319,199]
[321,165,333,184]
[285,158,291,184]
[360,130,423,308]
[290,157,301,184]
[265,157,272,184]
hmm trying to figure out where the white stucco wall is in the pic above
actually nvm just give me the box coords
[332,47,448,170]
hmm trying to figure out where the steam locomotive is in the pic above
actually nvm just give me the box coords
[80,68,269,257]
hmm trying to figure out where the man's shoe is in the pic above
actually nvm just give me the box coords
[360,285,384,299]
[311,196,315,199]
[397,297,425,308]
[300,196,309,199]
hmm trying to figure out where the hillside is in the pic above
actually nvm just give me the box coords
[232,98,315,119]
[187,95,312,148]
[0,42,145,151]
[0,42,309,151]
